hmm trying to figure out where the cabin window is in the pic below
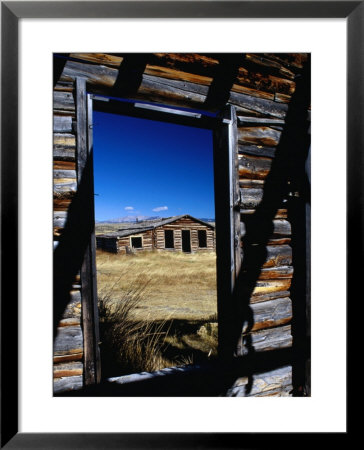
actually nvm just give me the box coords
[131,237,142,248]
[198,230,207,248]
[164,230,174,248]
[86,86,238,382]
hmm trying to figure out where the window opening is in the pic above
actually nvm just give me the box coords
[198,230,207,248]
[93,106,218,378]
[131,236,142,248]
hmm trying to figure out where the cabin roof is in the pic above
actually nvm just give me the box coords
[97,214,215,239]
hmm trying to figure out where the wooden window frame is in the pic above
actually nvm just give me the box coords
[77,84,241,383]
[198,229,208,248]
[164,229,174,249]
[130,235,143,249]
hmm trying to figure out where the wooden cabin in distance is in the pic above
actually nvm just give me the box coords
[96,214,215,254]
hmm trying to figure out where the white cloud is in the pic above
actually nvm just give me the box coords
[124,206,134,211]
[152,206,168,212]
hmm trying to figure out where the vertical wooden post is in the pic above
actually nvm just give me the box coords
[76,77,101,385]
[213,104,240,360]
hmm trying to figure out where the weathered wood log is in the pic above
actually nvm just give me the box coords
[226,364,292,397]
[61,60,118,87]
[238,144,276,158]
[54,115,73,133]
[238,154,272,180]
[54,160,76,171]
[252,279,292,296]
[244,297,292,333]
[54,209,68,228]
[240,208,288,219]
[239,179,265,188]
[238,126,281,146]
[53,133,76,150]
[239,188,263,209]
[54,325,83,356]
[263,53,308,70]
[53,197,72,211]
[249,289,290,304]
[53,90,75,112]
[53,375,83,393]
[238,116,285,126]
[53,361,83,378]
[58,318,81,327]
[53,148,76,161]
[53,352,83,364]
[246,54,295,79]
[54,169,77,180]
[70,53,123,67]
[241,324,292,354]
[240,220,291,239]
[60,290,82,320]
[54,179,77,195]
[241,245,292,268]
[229,90,288,119]
[54,81,74,92]
[258,265,293,279]
[239,188,288,209]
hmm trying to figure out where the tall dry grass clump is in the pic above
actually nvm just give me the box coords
[98,277,171,377]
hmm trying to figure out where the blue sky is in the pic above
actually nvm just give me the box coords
[93,111,215,222]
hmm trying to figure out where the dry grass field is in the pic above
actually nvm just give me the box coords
[96,249,218,376]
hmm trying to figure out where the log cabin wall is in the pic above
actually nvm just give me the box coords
[154,217,214,252]
[53,78,84,393]
[53,53,310,396]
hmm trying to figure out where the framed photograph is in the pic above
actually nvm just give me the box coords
[1,1,354,447]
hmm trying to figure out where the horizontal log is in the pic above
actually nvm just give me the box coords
[54,325,83,356]
[53,361,83,376]
[54,115,73,133]
[53,353,83,364]
[58,318,81,327]
[240,219,292,239]
[53,90,75,112]
[61,60,118,87]
[246,54,295,79]
[54,133,76,150]
[53,197,72,211]
[241,244,292,268]
[53,148,76,161]
[258,266,293,280]
[53,375,83,393]
[226,364,292,397]
[238,144,276,158]
[54,169,77,180]
[239,179,265,188]
[249,290,290,304]
[238,154,272,180]
[70,53,123,67]
[240,208,287,219]
[54,179,77,195]
[252,279,292,296]
[60,290,82,321]
[238,116,285,126]
[54,80,74,92]
[239,188,288,209]
[238,126,281,146]
[263,53,308,70]
[54,160,76,171]
[241,324,292,354]
[229,90,288,119]
[245,297,292,333]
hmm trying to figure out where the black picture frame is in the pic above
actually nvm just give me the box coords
[1,1,355,448]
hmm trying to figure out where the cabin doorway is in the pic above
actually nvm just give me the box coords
[181,230,191,253]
